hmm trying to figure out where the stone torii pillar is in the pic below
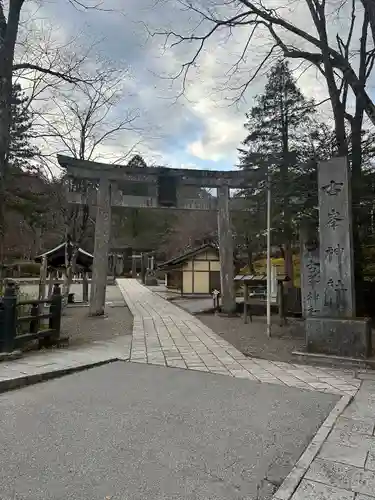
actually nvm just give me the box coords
[89,177,111,316]
[217,185,236,314]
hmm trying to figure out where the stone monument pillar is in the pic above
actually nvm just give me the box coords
[300,227,320,318]
[318,156,355,317]
[305,157,371,358]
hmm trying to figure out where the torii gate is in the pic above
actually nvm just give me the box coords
[57,155,253,316]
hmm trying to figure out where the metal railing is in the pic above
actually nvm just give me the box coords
[0,282,62,353]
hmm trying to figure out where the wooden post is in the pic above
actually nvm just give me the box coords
[140,253,147,284]
[217,185,236,314]
[113,254,117,279]
[49,283,62,341]
[89,177,111,316]
[132,254,137,277]
[38,256,47,300]
[243,283,251,324]
[30,303,39,335]
[82,271,89,302]
[1,282,17,353]
[277,280,287,326]
[47,269,55,298]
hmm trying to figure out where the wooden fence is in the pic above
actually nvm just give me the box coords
[0,282,62,353]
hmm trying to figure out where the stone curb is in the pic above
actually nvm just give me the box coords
[0,358,127,394]
[0,350,22,362]
[272,393,353,500]
[293,350,375,370]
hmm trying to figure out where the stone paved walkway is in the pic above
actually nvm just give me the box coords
[0,336,131,386]
[117,279,360,397]
[117,279,375,500]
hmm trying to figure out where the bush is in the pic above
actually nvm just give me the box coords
[12,261,41,277]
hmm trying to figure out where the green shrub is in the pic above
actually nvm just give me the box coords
[17,261,41,277]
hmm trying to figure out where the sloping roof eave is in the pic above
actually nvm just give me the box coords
[158,243,218,271]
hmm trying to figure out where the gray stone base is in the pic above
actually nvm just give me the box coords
[306,316,372,358]
[0,350,22,362]
[145,277,158,286]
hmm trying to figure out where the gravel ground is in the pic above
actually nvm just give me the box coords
[197,313,306,363]
[61,285,133,348]
[20,284,133,349]
[0,362,338,500]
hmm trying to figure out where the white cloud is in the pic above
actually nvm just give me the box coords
[14,0,373,172]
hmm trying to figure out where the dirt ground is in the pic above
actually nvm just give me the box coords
[60,285,133,348]
[198,313,306,363]
[16,285,132,356]
[61,304,133,348]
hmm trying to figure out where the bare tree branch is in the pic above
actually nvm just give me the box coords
[12,62,86,84]
[154,0,375,126]
[39,63,139,163]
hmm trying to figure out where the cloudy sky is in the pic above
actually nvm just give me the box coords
[16,0,374,171]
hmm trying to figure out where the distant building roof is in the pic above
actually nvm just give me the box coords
[158,243,219,271]
[35,242,93,270]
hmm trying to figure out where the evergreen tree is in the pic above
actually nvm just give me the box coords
[238,60,318,281]
[8,83,36,170]
[127,154,147,168]
[5,84,41,216]
[3,84,48,260]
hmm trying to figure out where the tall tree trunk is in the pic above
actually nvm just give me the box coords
[351,106,365,315]
[350,14,368,316]
[280,88,294,285]
[361,0,375,45]
[0,0,24,272]
[306,0,348,156]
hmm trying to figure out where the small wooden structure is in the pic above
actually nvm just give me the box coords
[234,273,290,324]
[158,243,222,295]
[35,242,93,302]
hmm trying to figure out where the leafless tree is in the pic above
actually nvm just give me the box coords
[161,210,217,258]
[36,64,141,293]
[153,0,375,147]
[37,66,139,163]
[0,0,105,274]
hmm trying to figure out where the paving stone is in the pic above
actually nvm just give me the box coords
[267,379,286,386]
[318,441,368,467]
[291,479,354,499]
[277,377,304,386]
[305,458,375,496]
[166,362,186,369]
[328,429,375,452]
[335,417,374,435]
[210,369,232,376]
[343,404,375,421]
[365,452,375,471]
[309,382,336,390]
[147,360,166,366]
